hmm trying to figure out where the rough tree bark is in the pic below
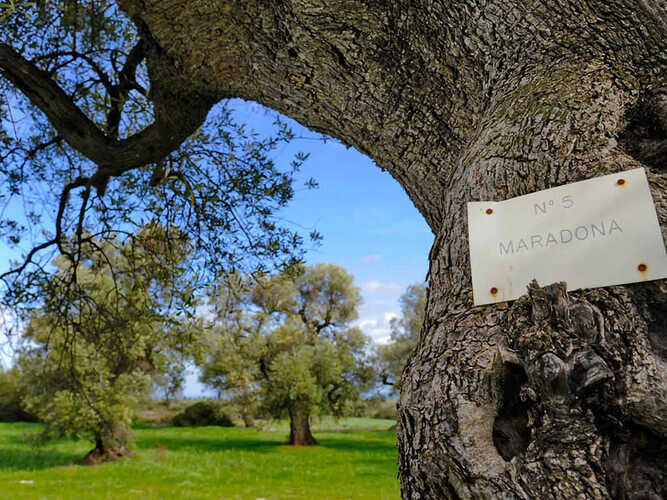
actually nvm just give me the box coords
[241,411,256,429]
[289,406,317,446]
[4,0,665,497]
[82,421,132,465]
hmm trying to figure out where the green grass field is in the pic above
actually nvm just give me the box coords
[0,419,399,499]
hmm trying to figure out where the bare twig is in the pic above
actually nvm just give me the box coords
[0,238,58,282]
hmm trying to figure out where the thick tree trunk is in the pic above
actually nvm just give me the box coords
[241,411,256,429]
[119,1,666,495]
[17,0,665,495]
[395,59,667,498]
[288,406,317,446]
[82,421,133,465]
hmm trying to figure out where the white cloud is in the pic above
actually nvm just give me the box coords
[374,335,391,345]
[353,280,402,344]
[384,312,398,322]
[359,319,378,330]
[362,253,382,263]
[360,280,402,296]
[0,308,22,369]
[355,309,398,345]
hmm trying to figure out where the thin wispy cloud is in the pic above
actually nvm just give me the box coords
[360,280,402,295]
[362,253,382,263]
[359,319,378,330]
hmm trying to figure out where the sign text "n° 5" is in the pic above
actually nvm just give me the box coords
[534,195,574,215]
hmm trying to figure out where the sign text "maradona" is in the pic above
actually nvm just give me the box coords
[467,168,667,306]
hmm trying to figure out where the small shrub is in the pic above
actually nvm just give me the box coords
[369,399,397,420]
[133,397,188,426]
[0,367,38,423]
[352,396,397,420]
[172,401,234,427]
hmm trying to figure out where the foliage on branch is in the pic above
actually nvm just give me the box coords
[0,0,317,318]
[0,365,37,422]
[376,283,426,393]
[199,264,374,443]
[172,401,234,427]
[16,226,199,453]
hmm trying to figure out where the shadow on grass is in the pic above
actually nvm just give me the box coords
[0,423,397,473]
[135,430,396,456]
[136,434,285,454]
[0,446,82,472]
[317,435,397,455]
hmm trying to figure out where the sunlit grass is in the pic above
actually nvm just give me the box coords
[0,419,399,499]
[261,415,396,432]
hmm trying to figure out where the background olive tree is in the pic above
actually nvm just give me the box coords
[200,264,374,445]
[18,226,198,462]
[0,365,36,423]
[376,283,426,393]
[0,3,318,457]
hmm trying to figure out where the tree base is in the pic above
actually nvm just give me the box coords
[288,435,318,446]
[81,446,133,465]
[288,407,317,446]
[241,413,256,428]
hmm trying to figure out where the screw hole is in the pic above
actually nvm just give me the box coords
[638,263,647,272]
[617,178,626,186]
[490,287,498,295]
[486,208,494,215]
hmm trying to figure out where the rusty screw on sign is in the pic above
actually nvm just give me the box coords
[490,287,498,296]
[486,208,493,215]
[617,178,626,186]
[638,263,647,272]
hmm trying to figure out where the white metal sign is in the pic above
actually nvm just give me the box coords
[467,168,667,306]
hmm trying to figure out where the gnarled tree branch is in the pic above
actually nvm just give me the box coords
[0,40,218,196]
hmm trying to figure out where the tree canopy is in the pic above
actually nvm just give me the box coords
[201,264,373,445]
[17,226,198,461]
[0,0,317,319]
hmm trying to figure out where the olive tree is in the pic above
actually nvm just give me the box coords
[198,327,264,428]
[202,264,372,445]
[18,226,194,462]
[2,0,666,495]
[0,0,315,316]
[376,283,426,393]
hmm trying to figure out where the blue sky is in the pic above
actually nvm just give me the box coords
[0,98,434,396]
[233,100,433,341]
[179,100,433,396]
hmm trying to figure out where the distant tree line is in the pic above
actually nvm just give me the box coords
[1,239,426,459]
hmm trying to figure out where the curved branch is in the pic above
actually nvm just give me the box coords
[0,41,218,196]
[0,175,92,283]
[25,136,62,159]
[0,43,113,159]
[32,50,114,89]
[107,40,147,138]
[0,238,57,282]
[55,176,89,255]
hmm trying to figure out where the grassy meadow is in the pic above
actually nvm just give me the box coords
[0,418,399,499]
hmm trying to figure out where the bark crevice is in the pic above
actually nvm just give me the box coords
[618,89,667,171]
[492,362,531,462]
[498,281,666,498]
